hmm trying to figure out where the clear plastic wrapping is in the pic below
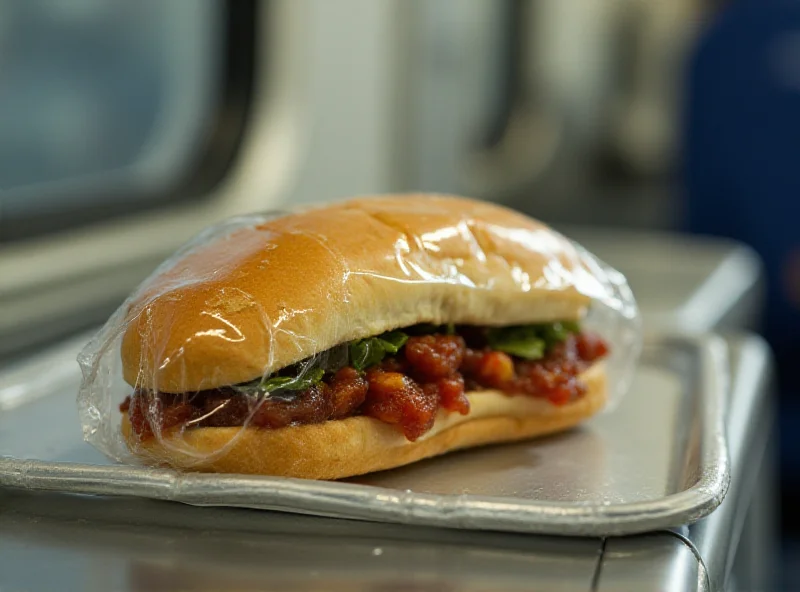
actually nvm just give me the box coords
[78,196,642,470]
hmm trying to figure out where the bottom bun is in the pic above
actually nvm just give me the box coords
[122,362,606,480]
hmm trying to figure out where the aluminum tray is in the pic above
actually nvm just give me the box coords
[0,334,729,537]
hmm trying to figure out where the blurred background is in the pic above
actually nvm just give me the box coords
[0,0,798,587]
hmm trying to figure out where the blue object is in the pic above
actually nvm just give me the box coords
[682,0,800,484]
[683,0,800,357]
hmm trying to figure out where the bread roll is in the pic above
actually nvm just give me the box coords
[120,195,604,393]
[117,194,613,479]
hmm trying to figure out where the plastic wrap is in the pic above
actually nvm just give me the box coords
[78,196,642,469]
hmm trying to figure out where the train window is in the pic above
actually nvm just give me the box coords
[0,0,256,242]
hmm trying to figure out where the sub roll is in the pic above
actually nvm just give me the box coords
[114,195,619,479]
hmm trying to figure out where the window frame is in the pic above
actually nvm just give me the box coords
[0,0,259,243]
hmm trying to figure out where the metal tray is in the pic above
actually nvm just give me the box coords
[0,334,730,537]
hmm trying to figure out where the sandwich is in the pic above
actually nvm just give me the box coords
[118,194,612,479]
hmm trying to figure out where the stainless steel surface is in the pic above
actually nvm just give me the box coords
[0,333,772,592]
[689,334,776,591]
[598,534,708,592]
[589,334,776,592]
[0,334,728,537]
[0,491,602,592]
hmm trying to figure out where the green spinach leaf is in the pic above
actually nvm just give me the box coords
[235,366,325,395]
[487,326,547,360]
[486,321,580,360]
[349,330,409,371]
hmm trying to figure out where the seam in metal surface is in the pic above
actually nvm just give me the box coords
[590,537,606,592]
[660,529,712,592]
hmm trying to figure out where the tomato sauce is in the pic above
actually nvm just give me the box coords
[123,332,608,442]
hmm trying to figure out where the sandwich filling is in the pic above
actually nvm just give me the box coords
[122,323,608,442]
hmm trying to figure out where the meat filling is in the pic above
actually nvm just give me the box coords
[123,328,608,442]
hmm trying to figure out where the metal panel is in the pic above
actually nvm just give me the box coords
[0,490,601,592]
[598,534,707,592]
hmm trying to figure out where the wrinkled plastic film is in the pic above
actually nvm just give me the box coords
[78,211,292,463]
[572,243,642,411]
[78,202,642,468]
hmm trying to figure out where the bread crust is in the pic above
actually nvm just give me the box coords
[122,363,606,480]
[120,195,602,393]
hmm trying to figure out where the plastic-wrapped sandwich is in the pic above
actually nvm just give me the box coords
[79,194,641,480]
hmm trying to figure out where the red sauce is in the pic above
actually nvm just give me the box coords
[404,335,465,380]
[123,331,608,442]
[361,369,438,441]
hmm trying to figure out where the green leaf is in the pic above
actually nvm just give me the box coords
[487,326,547,360]
[485,321,580,360]
[540,323,567,346]
[235,366,325,395]
[262,366,325,392]
[258,376,296,391]
[499,339,547,360]
[349,338,383,371]
[538,321,581,349]
[377,330,408,353]
[561,320,581,334]
[349,330,409,371]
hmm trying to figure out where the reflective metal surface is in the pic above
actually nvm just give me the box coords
[0,333,773,592]
[0,491,601,592]
[0,334,728,537]
[598,534,708,592]
[689,334,776,591]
